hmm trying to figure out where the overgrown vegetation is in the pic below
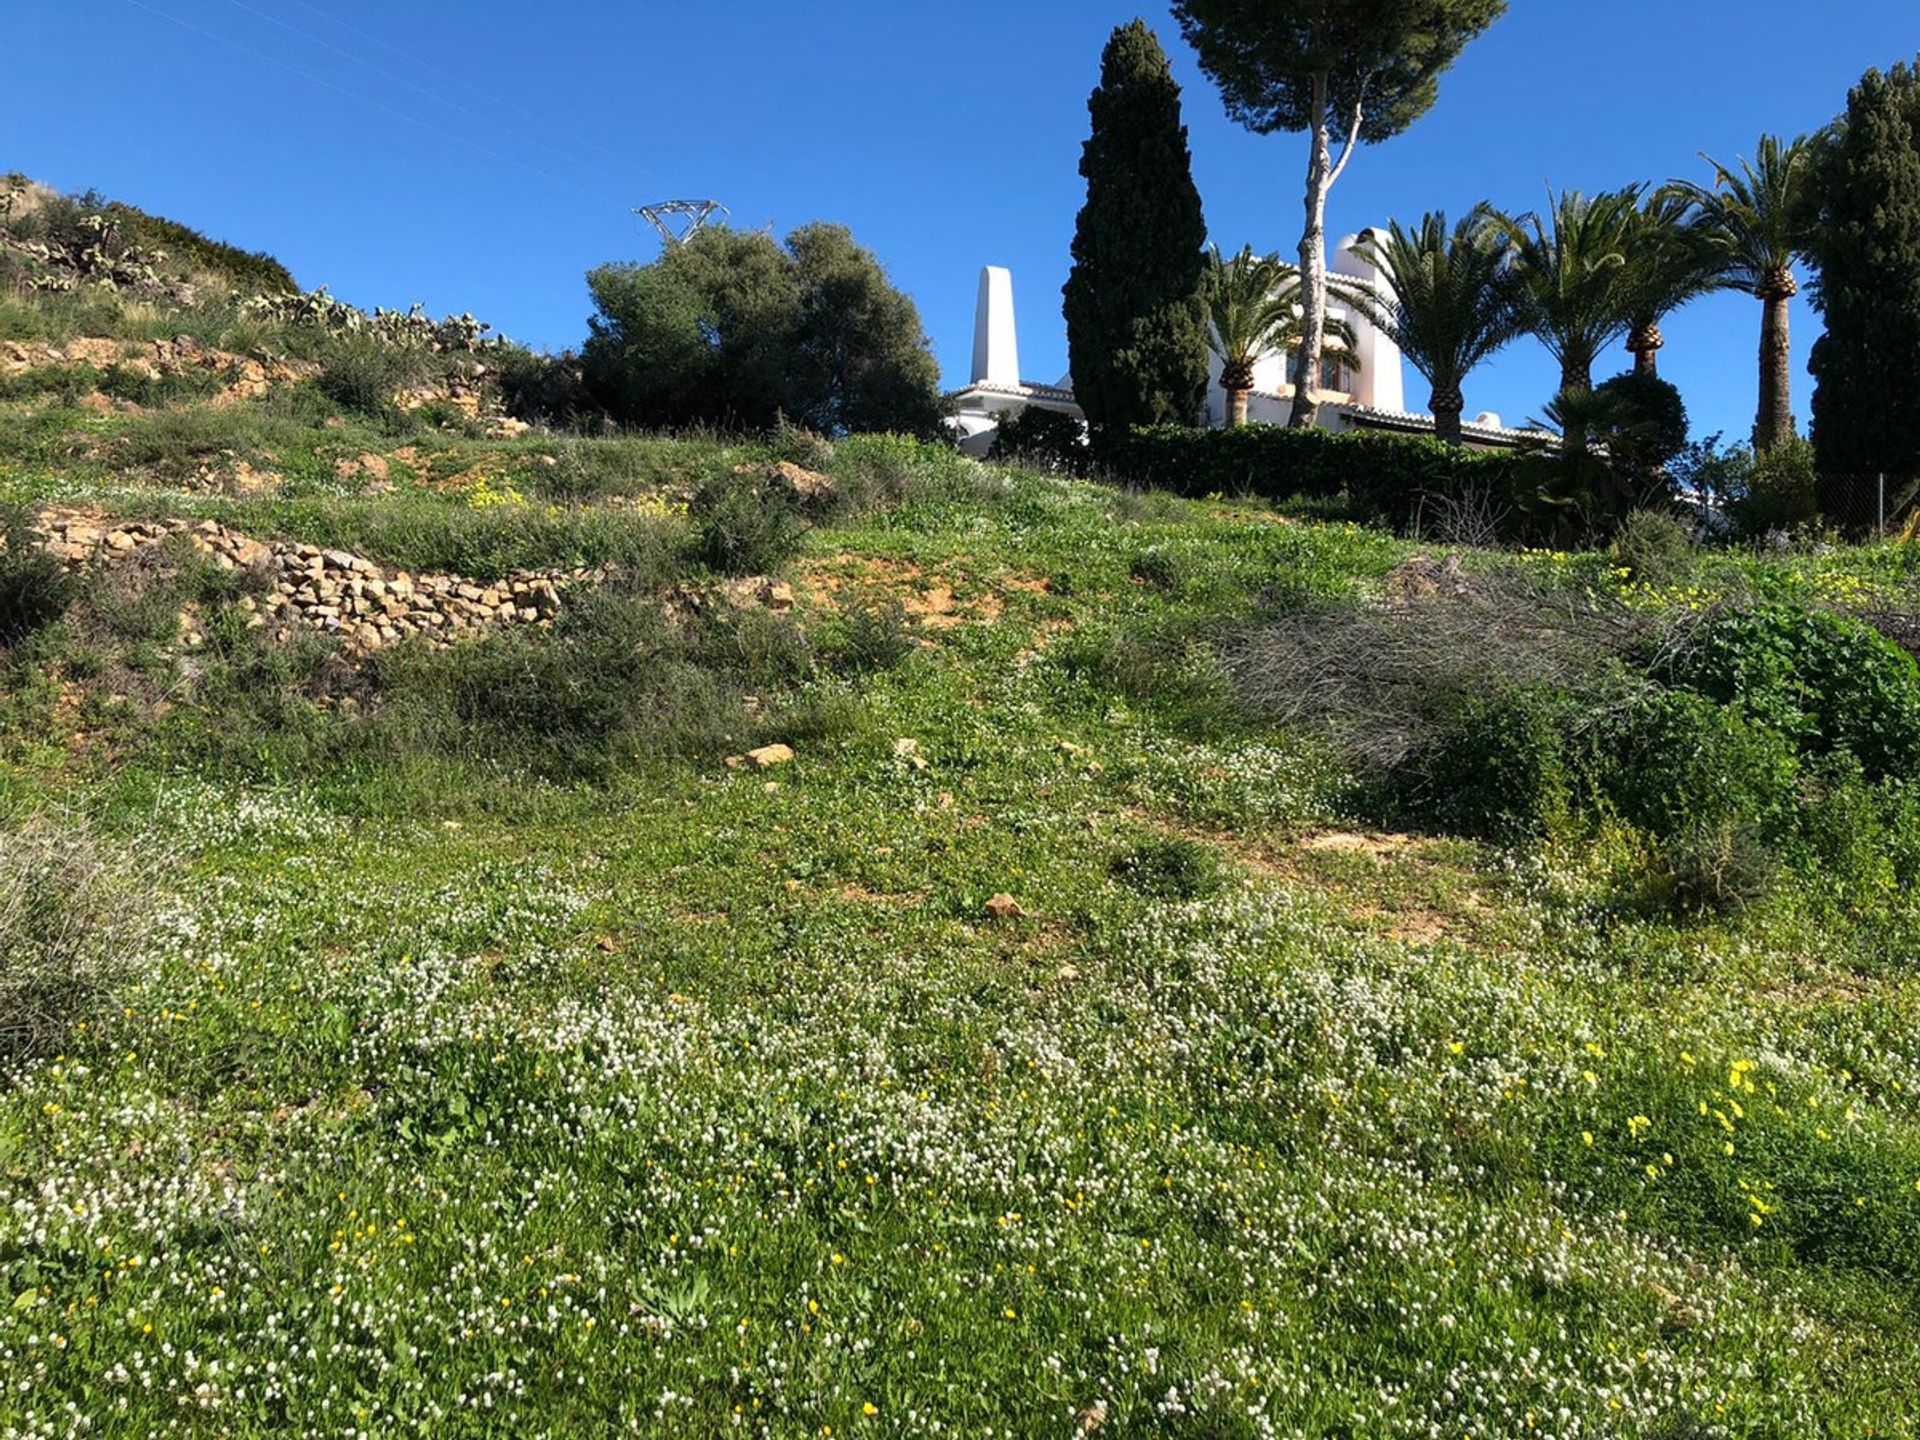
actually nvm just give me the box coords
[7,174,1920,1439]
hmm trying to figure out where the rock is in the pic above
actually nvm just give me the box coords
[768,460,837,507]
[984,893,1024,921]
[746,744,795,771]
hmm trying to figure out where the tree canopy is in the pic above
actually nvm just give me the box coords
[583,224,943,436]
[1062,20,1211,440]
[1171,0,1506,143]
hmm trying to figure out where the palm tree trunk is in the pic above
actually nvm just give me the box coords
[1227,388,1250,428]
[1628,322,1663,378]
[1431,383,1465,447]
[1288,73,1333,432]
[1755,286,1794,453]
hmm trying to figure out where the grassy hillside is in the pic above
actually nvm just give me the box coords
[3,205,1920,1438]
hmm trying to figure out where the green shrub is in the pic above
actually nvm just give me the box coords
[1129,545,1189,593]
[769,413,837,473]
[315,334,426,414]
[373,584,812,780]
[1657,816,1777,918]
[0,363,101,403]
[1396,689,1571,842]
[1734,436,1821,535]
[98,362,226,408]
[1668,604,1920,780]
[1593,689,1801,838]
[0,508,74,647]
[689,470,808,576]
[105,201,297,294]
[1612,508,1696,587]
[825,598,916,674]
[834,433,994,512]
[1109,835,1226,899]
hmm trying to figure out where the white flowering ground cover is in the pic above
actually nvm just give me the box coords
[3,450,1920,1438]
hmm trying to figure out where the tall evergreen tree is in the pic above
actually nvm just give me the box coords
[1063,20,1210,441]
[1806,59,1920,518]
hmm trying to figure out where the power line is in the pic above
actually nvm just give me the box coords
[119,0,616,208]
[278,0,632,171]
[218,0,622,184]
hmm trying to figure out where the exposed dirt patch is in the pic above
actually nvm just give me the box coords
[1299,830,1420,857]
[801,554,1051,630]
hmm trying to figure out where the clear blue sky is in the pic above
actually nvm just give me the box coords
[3,1,1915,443]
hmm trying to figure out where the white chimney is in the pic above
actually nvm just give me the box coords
[970,266,1020,387]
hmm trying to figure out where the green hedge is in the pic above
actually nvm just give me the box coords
[1101,423,1531,529]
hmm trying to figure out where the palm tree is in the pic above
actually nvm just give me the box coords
[1488,188,1644,398]
[1619,188,1725,378]
[1202,246,1355,427]
[1671,134,1812,453]
[1339,213,1523,446]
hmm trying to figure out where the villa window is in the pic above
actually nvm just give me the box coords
[1286,350,1349,394]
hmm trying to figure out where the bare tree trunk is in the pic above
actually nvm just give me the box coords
[1228,388,1250,428]
[1755,280,1795,453]
[1289,74,1333,432]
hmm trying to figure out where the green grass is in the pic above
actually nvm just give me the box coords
[3,380,1920,1435]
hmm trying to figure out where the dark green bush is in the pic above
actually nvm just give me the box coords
[1103,423,1529,531]
[1593,370,1690,476]
[0,363,101,403]
[990,407,1089,474]
[689,470,808,576]
[1593,689,1801,838]
[105,201,297,295]
[98,363,226,408]
[1396,689,1571,842]
[494,344,586,426]
[0,508,74,647]
[1109,835,1226,899]
[1667,604,1920,780]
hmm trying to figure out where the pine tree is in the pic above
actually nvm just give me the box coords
[1806,58,1920,521]
[1172,0,1505,429]
[1063,21,1210,442]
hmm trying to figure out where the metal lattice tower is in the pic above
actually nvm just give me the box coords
[636,200,729,248]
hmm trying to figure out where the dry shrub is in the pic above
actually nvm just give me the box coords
[0,817,148,1064]
[1227,563,1657,767]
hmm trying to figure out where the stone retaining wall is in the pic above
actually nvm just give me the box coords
[32,510,595,654]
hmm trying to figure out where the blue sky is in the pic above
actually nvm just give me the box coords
[3,1,1915,443]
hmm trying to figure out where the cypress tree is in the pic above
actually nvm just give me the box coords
[1806,58,1920,520]
[1063,20,1210,442]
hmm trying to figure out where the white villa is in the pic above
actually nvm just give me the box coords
[950,231,1534,455]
